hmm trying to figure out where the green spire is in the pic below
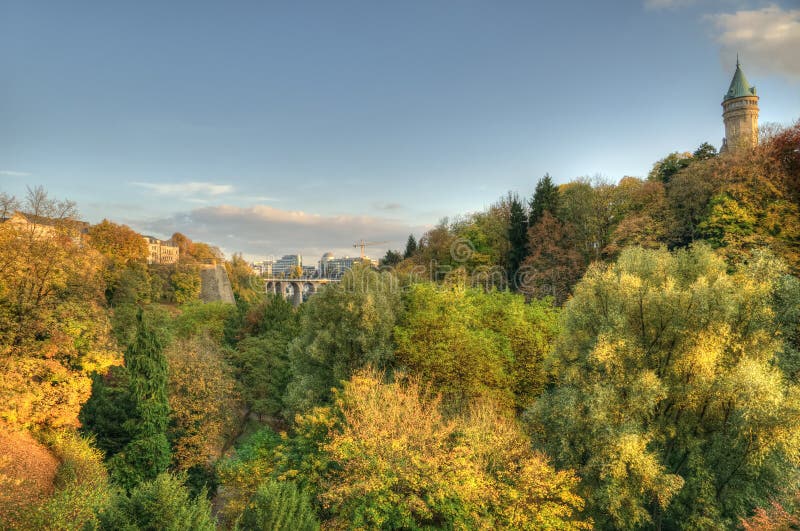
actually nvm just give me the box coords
[724,59,757,101]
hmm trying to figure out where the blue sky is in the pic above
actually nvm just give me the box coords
[2,0,799,260]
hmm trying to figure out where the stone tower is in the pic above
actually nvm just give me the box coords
[721,58,759,152]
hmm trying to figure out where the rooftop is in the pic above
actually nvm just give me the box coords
[724,59,757,101]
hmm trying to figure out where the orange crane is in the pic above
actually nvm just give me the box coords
[353,239,389,260]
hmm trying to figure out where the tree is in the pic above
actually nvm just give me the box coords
[394,282,558,411]
[319,369,588,529]
[87,220,148,265]
[528,245,800,528]
[380,249,403,267]
[20,431,112,531]
[741,493,800,531]
[166,336,241,473]
[106,313,171,490]
[506,193,528,285]
[648,151,694,183]
[521,212,585,304]
[0,187,119,430]
[529,173,560,227]
[227,295,299,422]
[235,480,319,531]
[664,158,722,247]
[94,473,215,531]
[225,253,265,306]
[693,142,717,161]
[403,234,418,259]
[170,267,201,305]
[284,265,399,413]
[604,177,667,257]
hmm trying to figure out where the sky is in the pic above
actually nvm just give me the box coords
[2,0,799,261]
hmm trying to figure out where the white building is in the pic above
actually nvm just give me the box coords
[273,254,302,277]
[318,252,375,278]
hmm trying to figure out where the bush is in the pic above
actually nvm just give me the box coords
[21,430,112,530]
[235,479,319,531]
[93,472,215,530]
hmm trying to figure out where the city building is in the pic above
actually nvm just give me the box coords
[272,254,302,277]
[142,236,179,265]
[251,259,275,277]
[721,58,759,153]
[318,252,375,278]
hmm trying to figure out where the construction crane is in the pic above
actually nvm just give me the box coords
[353,239,389,260]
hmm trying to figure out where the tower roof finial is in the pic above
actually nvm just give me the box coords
[737,53,740,68]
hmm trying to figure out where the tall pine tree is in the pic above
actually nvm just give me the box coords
[507,194,528,288]
[107,312,171,490]
[403,234,418,259]
[529,174,560,227]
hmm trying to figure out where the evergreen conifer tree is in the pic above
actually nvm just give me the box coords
[108,311,171,490]
[403,234,417,259]
[506,194,528,287]
[528,174,560,227]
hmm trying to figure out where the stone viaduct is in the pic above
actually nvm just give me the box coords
[265,277,338,307]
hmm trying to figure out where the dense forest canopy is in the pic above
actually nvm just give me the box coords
[1,122,799,529]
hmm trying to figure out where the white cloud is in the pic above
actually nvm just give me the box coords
[707,4,800,77]
[0,170,32,177]
[135,204,427,260]
[131,181,234,196]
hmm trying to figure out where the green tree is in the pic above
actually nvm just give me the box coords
[528,245,800,528]
[228,295,299,421]
[394,282,558,411]
[506,193,528,285]
[648,151,694,183]
[380,249,403,267]
[403,234,418,259]
[693,141,717,161]
[235,480,319,531]
[170,268,201,305]
[529,173,560,227]
[20,431,112,531]
[107,314,171,490]
[93,473,215,531]
[284,265,399,413]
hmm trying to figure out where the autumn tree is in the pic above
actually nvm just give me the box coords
[88,220,148,265]
[170,266,201,304]
[319,369,588,529]
[521,212,585,303]
[604,177,667,257]
[0,187,119,429]
[165,336,241,474]
[528,245,800,528]
[19,431,112,530]
[225,253,265,306]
